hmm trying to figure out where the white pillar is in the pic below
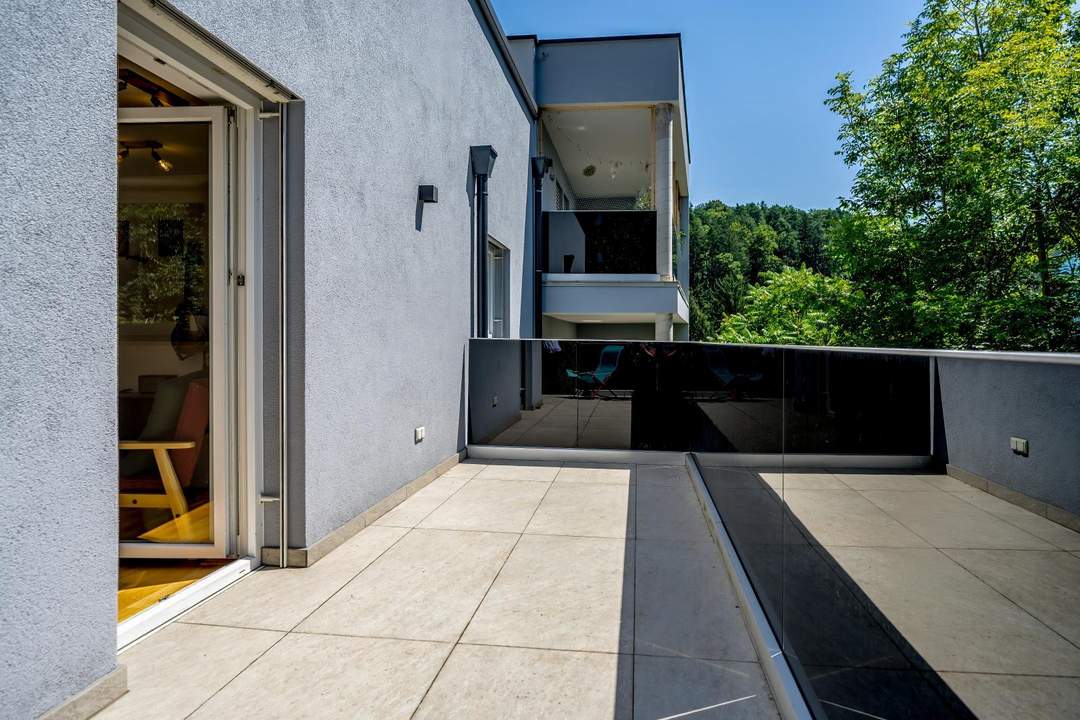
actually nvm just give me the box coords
[655,313,673,341]
[654,103,674,280]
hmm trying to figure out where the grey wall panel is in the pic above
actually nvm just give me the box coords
[0,2,118,717]
[171,0,534,546]
[536,37,681,106]
[575,323,656,340]
[468,340,523,443]
[938,358,1080,514]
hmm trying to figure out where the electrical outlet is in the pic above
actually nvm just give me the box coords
[1010,436,1029,456]
[414,426,425,444]
[492,394,499,407]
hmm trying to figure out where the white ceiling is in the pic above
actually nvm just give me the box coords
[543,108,652,199]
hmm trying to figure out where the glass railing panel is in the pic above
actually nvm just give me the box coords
[570,341,632,449]
[542,210,657,274]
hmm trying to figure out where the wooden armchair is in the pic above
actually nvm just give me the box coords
[119,378,209,518]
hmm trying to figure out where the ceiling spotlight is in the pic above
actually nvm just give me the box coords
[151,148,174,173]
[583,165,596,177]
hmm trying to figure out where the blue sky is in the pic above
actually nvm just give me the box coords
[491,0,924,209]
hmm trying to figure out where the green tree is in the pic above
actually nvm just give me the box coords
[826,0,1080,350]
[711,268,864,346]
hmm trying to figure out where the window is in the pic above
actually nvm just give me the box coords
[486,240,509,338]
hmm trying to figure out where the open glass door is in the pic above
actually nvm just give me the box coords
[117,106,230,559]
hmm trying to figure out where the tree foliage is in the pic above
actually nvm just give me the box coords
[691,0,1080,351]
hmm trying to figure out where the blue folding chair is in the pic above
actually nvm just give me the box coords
[567,345,624,398]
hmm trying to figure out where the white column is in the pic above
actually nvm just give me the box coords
[655,313,673,341]
[654,103,674,280]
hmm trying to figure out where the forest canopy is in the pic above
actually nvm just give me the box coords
[691,0,1080,351]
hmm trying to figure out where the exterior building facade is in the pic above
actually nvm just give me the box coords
[0,1,689,717]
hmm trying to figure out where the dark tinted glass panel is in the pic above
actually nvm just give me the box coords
[785,350,930,455]
[543,211,656,274]
[688,344,783,453]
[570,341,632,449]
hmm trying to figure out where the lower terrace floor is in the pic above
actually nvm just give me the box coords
[98,460,779,719]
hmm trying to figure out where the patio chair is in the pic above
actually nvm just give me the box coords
[705,347,762,399]
[118,378,209,518]
[567,344,624,398]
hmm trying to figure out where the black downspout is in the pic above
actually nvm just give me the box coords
[470,146,497,337]
[530,156,551,338]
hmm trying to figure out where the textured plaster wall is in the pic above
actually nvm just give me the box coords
[937,358,1080,514]
[172,0,534,545]
[0,2,118,717]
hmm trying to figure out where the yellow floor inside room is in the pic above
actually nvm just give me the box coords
[118,560,229,622]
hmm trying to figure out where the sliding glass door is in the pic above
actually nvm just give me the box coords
[117,107,229,559]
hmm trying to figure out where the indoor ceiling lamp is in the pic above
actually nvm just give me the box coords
[116,140,174,173]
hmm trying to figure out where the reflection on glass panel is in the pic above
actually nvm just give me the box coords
[118,121,213,545]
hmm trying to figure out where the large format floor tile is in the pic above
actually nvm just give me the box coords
[636,480,714,543]
[942,672,1080,720]
[555,462,632,485]
[950,491,1080,550]
[759,471,847,490]
[374,476,470,528]
[783,489,929,548]
[189,634,449,720]
[418,478,549,533]
[181,525,407,631]
[861,490,1053,550]
[462,533,633,653]
[833,473,942,492]
[525,482,633,538]
[474,461,560,482]
[943,549,1080,646]
[413,644,631,720]
[98,623,283,720]
[636,540,756,661]
[634,655,778,720]
[829,546,1080,675]
[297,529,516,642]
[635,464,689,485]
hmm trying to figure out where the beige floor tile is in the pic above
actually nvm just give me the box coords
[462,534,633,653]
[943,549,1080,646]
[526,483,634,538]
[414,644,630,720]
[634,655,778,720]
[97,623,283,720]
[783,489,929,548]
[861,490,1053,549]
[833,473,941,491]
[636,540,756,661]
[555,463,632,485]
[951,491,1080,550]
[759,472,846,490]
[417,478,549,533]
[830,547,1080,675]
[636,481,714,543]
[297,529,516,642]
[182,525,408,631]
[375,479,468,528]
[440,462,487,478]
[942,673,1080,720]
[635,464,689,485]
[916,474,975,492]
[190,634,450,720]
[474,461,561,482]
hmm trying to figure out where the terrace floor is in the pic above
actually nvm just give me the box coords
[703,465,1080,720]
[99,461,780,719]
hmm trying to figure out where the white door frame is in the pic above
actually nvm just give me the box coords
[118,106,231,559]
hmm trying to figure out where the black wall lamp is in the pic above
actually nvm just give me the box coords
[418,184,438,203]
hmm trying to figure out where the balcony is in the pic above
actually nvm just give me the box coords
[543,210,657,275]
[466,338,1080,719]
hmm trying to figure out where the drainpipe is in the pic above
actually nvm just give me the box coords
[531,156,551,338]
[278,102,290,568]
[471,146,498,337]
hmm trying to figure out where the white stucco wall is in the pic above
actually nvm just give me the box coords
[0,2,119,718]
[170,0,534,545]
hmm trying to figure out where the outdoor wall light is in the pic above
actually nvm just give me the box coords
[418,184,438,203]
